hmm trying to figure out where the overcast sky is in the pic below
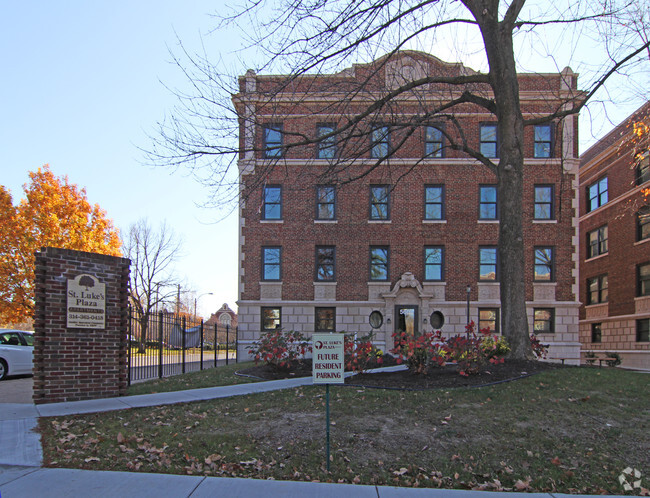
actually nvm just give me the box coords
[1,2,647,318]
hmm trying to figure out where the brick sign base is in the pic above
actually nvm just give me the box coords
[33,247,130,404]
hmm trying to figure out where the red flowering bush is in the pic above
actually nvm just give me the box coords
[444,322,510,376]
[390,330,446,375]
[247,330,312,371]
[344,332,383,373]
[390,322,511,376]
[530,334,549,359]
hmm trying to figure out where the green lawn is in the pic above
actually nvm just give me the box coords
[126,362,260,396]
[40,367,649,494]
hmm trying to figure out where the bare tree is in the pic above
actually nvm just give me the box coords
[123,219,183,353]
[147,0,650,358]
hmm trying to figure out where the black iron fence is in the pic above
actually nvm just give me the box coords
[128,308,238,384]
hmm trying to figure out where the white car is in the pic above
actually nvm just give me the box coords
[0,329,34,380]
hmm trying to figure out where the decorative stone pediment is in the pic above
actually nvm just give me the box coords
[384,51,478,90]
[382,272,431,299]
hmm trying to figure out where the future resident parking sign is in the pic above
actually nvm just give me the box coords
[312,333,345,384]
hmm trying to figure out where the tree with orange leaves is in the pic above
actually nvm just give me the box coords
[0,165,121,325]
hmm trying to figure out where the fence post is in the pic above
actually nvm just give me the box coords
[158,311,164,379]
[214,323,218,368]
[226,324,229,366]
[182,316,186,374]
[200,319,204,371]
[127,306,131,386]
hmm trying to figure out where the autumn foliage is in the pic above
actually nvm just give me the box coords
[0,166,121,324]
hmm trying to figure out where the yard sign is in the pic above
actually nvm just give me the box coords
[312,333,344,384]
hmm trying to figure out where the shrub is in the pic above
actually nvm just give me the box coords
[529,334,549,359]
[605,351,622,367]
[344,332,383,373]
[584,350,597,366]
[390,330,446,375]
[443,322,509,376]
[247,330,311,371]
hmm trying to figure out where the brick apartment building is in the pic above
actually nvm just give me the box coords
[233,51,581,362]
[579,102,650,369]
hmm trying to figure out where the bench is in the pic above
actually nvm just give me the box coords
[547,357,577,365]
[583,352,622,368]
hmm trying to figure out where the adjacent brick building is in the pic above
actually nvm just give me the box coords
[579,102,650,369]
[234,51,581,362]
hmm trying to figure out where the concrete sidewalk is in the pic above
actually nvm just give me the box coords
[0,373,628,497]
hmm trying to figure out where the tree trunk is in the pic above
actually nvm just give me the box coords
[469,0,533,358]
[138,314,149,354]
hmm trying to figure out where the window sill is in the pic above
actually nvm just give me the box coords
[314,220,337,224]
[260,220,284,224]
[532,219,557,224]
[585,253,608,263]
[368,220,391,224]
[422,220,447,224]
[478,220,499,224]
[634,238,650,246]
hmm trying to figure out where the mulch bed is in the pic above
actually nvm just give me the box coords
[236,357,568,390]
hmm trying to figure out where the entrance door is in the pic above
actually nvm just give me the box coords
[395,305,418,338]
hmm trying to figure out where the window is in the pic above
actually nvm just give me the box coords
[263,124,283,158]
[371,125,389,158]
[317,124,336,159]
[636,152,650,185]
[591,323,602,343]
[587,226,608,259]
[316,186,336,220]
[316,246,336,281]
[370,185,390,220]
[425,126,443,157]
[479,185,498,220]
[534,247,554,282]
[430,311,445,329]
[369,311,383,329]
[534,124,552,158]
[424,185,445,220]
[369,246,389,280]
[479,308,499,334]
[479,247,498,281]
[262,247,281,281]
[534,185,554,220]
[638,206,650,241]
[262,185,282,220]
[480,123,498,158]
[533,308,554,334]
[638,318,650,342]
[424,246,444,281]
[315,307,336,332]
[638,262,650,297]
[587,177,608,212]
[587,274,608,305]
[261,307,281,331]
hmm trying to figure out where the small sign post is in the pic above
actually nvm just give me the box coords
[312,333,344,472]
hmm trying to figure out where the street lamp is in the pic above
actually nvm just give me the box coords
[194,292,214,321]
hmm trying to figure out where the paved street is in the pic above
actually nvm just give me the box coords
[0,376,33,404]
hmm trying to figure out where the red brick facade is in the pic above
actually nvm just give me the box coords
[579,102,650,369]
[33,247,130,403]
[235,52,581,361]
